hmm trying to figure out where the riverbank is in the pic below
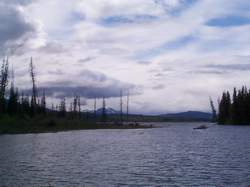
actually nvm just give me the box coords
[0,115,153,134]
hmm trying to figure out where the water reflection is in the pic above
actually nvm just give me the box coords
[1,123,250,186]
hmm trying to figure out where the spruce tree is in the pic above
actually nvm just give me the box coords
[7,83,18,115]
[59,97,66,117]
[29,57,37,116]
[0,57,9,114]
[218,86,250,125]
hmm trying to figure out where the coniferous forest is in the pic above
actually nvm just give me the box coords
[218,86,250,125]
[0,58,81,119]
[2,56,250,134]
[0,57,150,134]
[0,58,94,133]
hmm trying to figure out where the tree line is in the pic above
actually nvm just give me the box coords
[218,86,250,125]
[0,57,48,117]
[0,57,129,123]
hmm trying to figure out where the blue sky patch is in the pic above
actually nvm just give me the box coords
[154,0,198,16]
[206,15,250,27]
[135,35,196,60]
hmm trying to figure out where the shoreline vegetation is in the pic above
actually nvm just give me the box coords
[217,86,250,125]
[0,57,155,134]
[1,57,249,134]
[0,115,154,135]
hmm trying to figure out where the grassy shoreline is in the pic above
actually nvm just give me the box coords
[0,115,154,135]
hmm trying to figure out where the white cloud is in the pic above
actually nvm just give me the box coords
[76,0,182,20]
[2,0,250,113]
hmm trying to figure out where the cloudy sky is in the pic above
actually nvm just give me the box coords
[1,0,250,114]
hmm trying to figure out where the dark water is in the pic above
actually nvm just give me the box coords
[1,123,250,187]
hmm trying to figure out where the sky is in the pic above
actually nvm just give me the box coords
[1,0,250,114]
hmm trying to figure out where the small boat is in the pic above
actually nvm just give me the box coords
[193,125,208,130]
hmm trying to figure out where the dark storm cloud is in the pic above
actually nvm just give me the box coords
[0,1,36,55]
[37,85,136,99]
[77,69,130,84]
[24,70,142,99]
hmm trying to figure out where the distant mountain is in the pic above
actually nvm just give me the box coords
[160,111,212,122]
[96,107,120,115]
[81,108,212,122]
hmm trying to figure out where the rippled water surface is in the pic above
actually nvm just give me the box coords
[1,123,250,186]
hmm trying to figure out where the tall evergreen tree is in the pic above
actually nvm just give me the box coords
[225,91,231,120]
[21,95,30,115]
[218,92,228,124]
[231,88,239,124]
[7,66,19,115]
[73,95,77,115]
[59,97,66,117]
[120,89,123,123]
[94,97,97,119]
[77,96,81,117]
[29,57,37,116]
[0,57,9,114]
[126,90,129,122]
[7,83,19,115]
[218,86,250,125]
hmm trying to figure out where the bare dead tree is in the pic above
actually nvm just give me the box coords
[59,97,66,117]
[73,95,77,114]
[102,97,106,122]
[0,57,9,98]
[41,90,46,114]
[126,90,129,122]
[0,57,9,113]
[30,57,37,115]
[209,97,217,122]
[120,89,123,123]
[94,97,97,118]
[70,102,73,113]
[77,96,81,117]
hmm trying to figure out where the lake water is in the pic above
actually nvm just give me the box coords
[1,122,250,186]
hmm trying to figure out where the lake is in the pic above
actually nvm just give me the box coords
[1,122,250,186]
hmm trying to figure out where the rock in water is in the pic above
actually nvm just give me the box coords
[193,125,208,130]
